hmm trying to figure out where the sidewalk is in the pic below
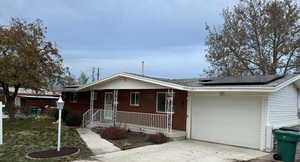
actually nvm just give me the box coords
[77,128,120,155]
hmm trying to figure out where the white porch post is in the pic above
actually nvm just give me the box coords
[186,92,192,139]
[113,90,118,126]
[90,89,95,123]
[167,89,174,132]
[0,102,4,145]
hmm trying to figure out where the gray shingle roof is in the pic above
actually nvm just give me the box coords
[62,72,299,92]
[124,72,297,88]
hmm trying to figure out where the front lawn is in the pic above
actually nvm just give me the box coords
[0,116,93,162]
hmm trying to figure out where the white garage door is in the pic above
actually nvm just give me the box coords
[191,94,261,149]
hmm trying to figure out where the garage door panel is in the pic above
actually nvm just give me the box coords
[191,95,261,149]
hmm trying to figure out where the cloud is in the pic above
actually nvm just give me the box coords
[0,0,235,49]
[63,45,208,78]
[0,0,236,77]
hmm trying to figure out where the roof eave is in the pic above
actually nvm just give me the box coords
[68,73,300,93]
[77,72,188,91]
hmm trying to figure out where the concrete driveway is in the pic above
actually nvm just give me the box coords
[92,140,268,162]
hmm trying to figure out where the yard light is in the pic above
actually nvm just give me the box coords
[56,96,64,151]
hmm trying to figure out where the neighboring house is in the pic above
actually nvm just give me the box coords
[62,72,300,152]
[0,87,59,112]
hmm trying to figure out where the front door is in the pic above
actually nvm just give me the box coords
[104,92,113,120]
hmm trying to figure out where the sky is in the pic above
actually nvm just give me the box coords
[0,0,237,79]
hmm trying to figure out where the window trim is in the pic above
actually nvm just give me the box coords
[69,93,78,103]
[93,92,98,101]
[104,92,113,105]
[130,92,140,107]
[156,92,175,113]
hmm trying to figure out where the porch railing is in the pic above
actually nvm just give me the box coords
[82,109,171,131]
[116,110,168,130]
[82,108,99,128]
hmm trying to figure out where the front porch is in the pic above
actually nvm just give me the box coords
[82,108,186,140]
[62,75,188,140]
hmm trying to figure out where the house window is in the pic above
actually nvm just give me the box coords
[130,92,140,106]
[93,92,98,101]
[69,93,78,103]
[156,92,175,113]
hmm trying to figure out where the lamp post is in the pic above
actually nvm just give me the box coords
[56,96,64,151]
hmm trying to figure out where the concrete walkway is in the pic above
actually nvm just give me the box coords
[77,128,120,155]
[93,140,268,162]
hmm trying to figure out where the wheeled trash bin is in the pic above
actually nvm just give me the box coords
[273,127,300,162]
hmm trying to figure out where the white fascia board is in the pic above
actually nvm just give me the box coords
[78,73,188,91]
[189,87,274,92]
[120,73,188,90]
[76,73,300,93]
[78,74,123,91]
[272,75,300,92]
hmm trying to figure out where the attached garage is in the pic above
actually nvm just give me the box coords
[190,94,262,149]
[67,72,300,152]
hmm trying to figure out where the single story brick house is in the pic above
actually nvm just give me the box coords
[62,72,300,152]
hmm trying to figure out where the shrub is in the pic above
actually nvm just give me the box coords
[101,127,128,140]
[64,113,82,126]
[54,109,69,121]
[148,133,168,144]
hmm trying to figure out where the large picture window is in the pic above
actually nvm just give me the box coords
[156,92,175,113]
[130,92,140,106]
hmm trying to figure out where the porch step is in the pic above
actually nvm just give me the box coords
[164,130,186,141]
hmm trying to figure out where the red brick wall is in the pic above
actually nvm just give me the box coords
[63,91,91,115]
[63,89,187,130]
[116,89,187,130]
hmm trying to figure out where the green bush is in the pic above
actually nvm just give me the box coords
[54,109,69,121]
[64,113,82,126]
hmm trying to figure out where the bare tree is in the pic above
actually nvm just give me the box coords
[205,0,300,76]
[77,72,89,85]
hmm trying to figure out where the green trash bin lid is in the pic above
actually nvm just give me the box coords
[273,129,300,142]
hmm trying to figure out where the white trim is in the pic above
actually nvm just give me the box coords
[104,92,114,120]
[18,95,59,99]
[186,92,192,139]
[260,96,268,151]
[75,73,300,93]
[104,92,113,106]
[156,92,167,113]
[129,92,140,107]
[79,73,187,91]
[155,92,175,113]
[69,92,78,103]
[93,91,98,101]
